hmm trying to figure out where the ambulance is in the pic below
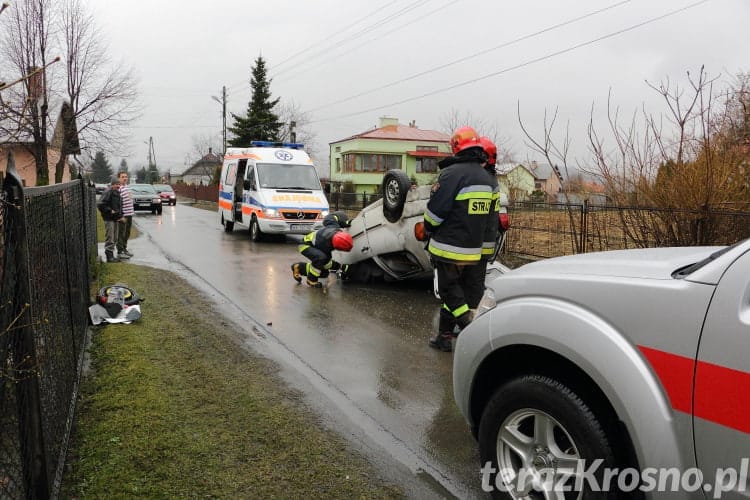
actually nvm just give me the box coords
[218,141,329,241]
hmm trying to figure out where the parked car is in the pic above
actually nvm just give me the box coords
[128,183,162,214]
[334,169,509,283]
[453,239,750,498]
[153,183,176,206]
[94,183,108,195]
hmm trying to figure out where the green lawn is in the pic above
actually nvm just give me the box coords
[64,262,402,498]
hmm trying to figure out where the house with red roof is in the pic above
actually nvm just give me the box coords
[328,117,451,193]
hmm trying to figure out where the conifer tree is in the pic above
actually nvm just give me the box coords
[119,158,129,175]
[228,56,282,146]
[90,151,113,182]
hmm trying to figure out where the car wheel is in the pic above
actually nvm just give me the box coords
[222,215,234,232]
[250,216,264,242]
[381,169,411,223]
[478,374,617,499]
[157,207,163,215]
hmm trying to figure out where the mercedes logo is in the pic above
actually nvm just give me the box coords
[297,211,305,219]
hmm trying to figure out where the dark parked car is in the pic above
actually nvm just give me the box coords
[95,183,108,195]
[153,183,176,206]
[129,183,162,214]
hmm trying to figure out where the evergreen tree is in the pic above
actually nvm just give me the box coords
[119,158,129,175]
[90,151,113,182]
[147,164,160,183]
[136,166,147,183]
[228,56,282,146]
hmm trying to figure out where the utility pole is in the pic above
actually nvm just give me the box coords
[290,120,297,143]
[212,86,227,154]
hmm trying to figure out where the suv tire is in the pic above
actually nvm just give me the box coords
[478,374,617,499]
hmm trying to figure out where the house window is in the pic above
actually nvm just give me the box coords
[534,181,542,189]
[335,157,341,173]
[416,145,438,151]
[335,146,341,152]
[342,153,401,173]
[416,157,439,173]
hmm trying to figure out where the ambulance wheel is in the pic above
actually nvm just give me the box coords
[250,216,264,242]
[382,169,411,223]
[222,215,234,232]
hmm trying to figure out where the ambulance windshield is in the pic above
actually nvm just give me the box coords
[256,163,322,191]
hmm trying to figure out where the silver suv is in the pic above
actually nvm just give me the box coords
[453,240,750,498]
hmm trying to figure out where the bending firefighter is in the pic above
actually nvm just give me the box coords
[291,211,354,288]
[424,126,493,352]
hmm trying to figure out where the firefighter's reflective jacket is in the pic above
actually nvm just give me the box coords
[424,155,494,264]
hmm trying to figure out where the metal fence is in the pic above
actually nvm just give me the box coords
[0,152,97,499]
[505,200,750,260]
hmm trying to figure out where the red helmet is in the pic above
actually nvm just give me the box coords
[332,231,353,251]
[450,126,481,154]
[479,136,497,165]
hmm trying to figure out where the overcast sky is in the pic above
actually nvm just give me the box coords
[88,0,749,175]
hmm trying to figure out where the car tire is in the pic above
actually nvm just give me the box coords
[222,215,234,232]
[250,216,264,242]
[382,169,411,223]
[478,374,617,499]
[157,207,163,215]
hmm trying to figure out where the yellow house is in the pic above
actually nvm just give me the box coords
[329,117,451,193]
[496,163,536,201]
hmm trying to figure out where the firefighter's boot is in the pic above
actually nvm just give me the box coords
[306,277,323,288]
[428,333,453,352]
[291,263,302,283]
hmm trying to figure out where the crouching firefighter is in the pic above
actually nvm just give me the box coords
[424,126,493,352]
[291,211,354,288]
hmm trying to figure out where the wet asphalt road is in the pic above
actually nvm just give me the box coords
[124,203,486,499]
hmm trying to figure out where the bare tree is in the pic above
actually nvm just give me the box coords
[440,107,515,161]
[517,105,583,252]
[0,0,139,185]
[0,0,56,185]
[520,67,750,248]
[187,131,221,182]
[276,99,317,154]
[53,0,139,183]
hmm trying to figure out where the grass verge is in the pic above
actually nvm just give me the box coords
[63,262,402,498]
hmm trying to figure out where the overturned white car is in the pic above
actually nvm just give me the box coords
[334,169,509,283]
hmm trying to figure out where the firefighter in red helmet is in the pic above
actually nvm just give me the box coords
[424,126,494,352]
[291,211,353,288]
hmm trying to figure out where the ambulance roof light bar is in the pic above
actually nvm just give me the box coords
[250,141,304,150]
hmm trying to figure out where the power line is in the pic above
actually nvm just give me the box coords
[306,0,632,113]
[311,0,711,124]
[270,0,401,72]
[274,0,456,85]
[271,0,436,79]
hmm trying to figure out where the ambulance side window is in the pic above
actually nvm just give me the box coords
[224,163,237,184]
[246,166,256,190]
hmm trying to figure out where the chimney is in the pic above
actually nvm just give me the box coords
[409,120,416,128]
[379,116,399,128]
[208,147,212,154]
